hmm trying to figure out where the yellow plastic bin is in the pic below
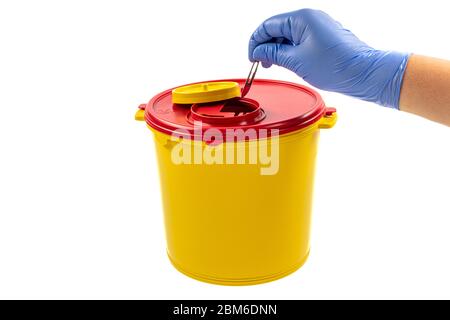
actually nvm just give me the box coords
[136,79,337,285]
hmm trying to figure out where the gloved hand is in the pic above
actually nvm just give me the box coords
[248,9,410,109]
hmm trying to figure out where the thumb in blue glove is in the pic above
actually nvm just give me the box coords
[248,9,410,109]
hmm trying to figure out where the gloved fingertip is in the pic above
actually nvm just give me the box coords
[252,44,277,68]
[252,45,267,61]
[248,38,259,62]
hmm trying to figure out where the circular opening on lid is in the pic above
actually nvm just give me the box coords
[189,98,265,125]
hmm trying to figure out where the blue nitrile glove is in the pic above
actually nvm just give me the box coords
[248,9,410,109]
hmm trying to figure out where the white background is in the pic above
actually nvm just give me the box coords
[0,0,449,299]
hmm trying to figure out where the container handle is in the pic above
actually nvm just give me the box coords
[318,108,337,129]
[135,104,146,121]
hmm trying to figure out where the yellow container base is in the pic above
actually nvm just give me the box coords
[168,251,310,286]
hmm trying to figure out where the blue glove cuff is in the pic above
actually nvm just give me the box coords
[376,52,411,110]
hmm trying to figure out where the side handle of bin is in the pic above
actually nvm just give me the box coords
[135,104,146,121]
[318,107,337,129]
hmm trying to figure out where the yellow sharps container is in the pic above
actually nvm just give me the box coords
[135,79,337,285]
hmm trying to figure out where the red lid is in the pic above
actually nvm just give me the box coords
[143,79,328,140]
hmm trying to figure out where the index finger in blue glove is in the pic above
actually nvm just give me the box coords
[248,9,321,62]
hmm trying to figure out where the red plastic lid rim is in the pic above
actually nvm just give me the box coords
[144,79,329,140]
